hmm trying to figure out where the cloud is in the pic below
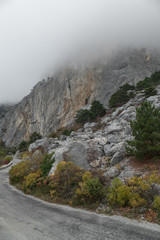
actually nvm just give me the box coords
[0,0,160,103]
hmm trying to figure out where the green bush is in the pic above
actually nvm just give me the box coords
[75,100,106,124]
[48,131,59,139]
[62,129,72,136]
[29,132,42,144]
[126,101,160,160]
[109,84,135,108]
[75,109,93,124]
[119,83,135,91]
[75,171,106,204]
[39,153,54,176]
[151,71,160,85]
[136,72,160,91]
[136,77,152,91]
[18,141,29,152]
[144,86,157,98]
[90,100,106,119]
[48,128,74,139]
[109,72,160,109]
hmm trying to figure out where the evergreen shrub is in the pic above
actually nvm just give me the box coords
[126,101,160,160]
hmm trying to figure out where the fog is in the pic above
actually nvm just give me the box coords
[0,0,160,103]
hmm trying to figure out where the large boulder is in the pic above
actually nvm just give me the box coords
[49,140,104,174]
[29,138,55,152]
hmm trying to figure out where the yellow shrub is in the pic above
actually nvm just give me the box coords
[148,171,160,185]
[117,185,131,206]
[21,152,31,160]
[82,171,92,182]
[108,177,147,208]
[129,193,146,208]
[75,172,106,204]
[49,161,84,199]
[153,196,160,211]
[25,170,43,189]
[56,161,67,171]
[126,176,150,192]
[9,160,32,183]
[107,178,123,206]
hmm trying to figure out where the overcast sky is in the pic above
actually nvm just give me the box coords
[0,0,160,103]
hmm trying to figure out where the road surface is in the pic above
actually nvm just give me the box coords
[0,164,160,240]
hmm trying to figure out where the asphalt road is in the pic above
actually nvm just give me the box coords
[0,165,160,240]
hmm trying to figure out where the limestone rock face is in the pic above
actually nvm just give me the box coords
[1,48,160,146]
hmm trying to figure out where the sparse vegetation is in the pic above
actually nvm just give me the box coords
[136,72,160,91]
[29,132,42,144]
[144,86,157,98]
[9,158,160,223]
[109,71,160,109]
[75,100,106,124]
[9,152,54,185]
[39,153,54,176]
[18,141,29,152]
[109,84,135,108]
[48,127,73,139]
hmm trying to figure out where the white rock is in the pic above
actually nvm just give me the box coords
[124,125,132,135]
[29,138,49,152]
[147,95,159,103]
[106,122,123,134]
[111,107,124,119]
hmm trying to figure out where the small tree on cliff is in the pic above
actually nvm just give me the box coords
[29,132,42,144]
[126,101,160,160]
[75,100,106,124]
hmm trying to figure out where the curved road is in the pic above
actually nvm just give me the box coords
[0,165,160,240]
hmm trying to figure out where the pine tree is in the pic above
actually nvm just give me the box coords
[126,101,160,160]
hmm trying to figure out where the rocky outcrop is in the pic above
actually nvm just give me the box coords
[25,85,160,179]
[1,48,160,146]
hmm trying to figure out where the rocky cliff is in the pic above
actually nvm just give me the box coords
[1,48,160,146]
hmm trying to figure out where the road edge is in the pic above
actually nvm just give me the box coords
[0,161,13,170]
[4,177,160,238]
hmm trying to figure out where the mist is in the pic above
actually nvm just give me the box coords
[0,0,160,103]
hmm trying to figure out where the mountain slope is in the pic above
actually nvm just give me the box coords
[1,48,160,146]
